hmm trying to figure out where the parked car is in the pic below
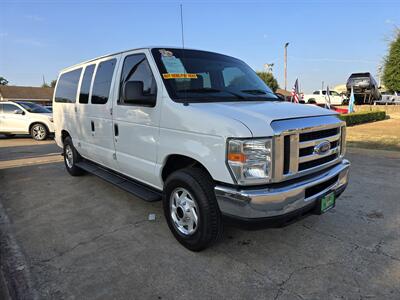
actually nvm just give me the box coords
[0,101,54,140]
[54,47,350,251]
[374,92,400,105]
[346,72,381,103]
[303,90,344,105]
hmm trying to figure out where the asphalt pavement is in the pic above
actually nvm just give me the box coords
[0,136,399,299]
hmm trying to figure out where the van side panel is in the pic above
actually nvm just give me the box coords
[112,50,162,188]
[77,56,120,169]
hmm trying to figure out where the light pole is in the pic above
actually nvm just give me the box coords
[284,42,289,91]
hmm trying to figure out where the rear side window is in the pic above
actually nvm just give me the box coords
[55,69,82,103]
[119,54,157,105]
[79,64,95,104]
[91,59,116,104]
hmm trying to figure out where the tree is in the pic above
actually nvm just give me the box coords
[256,72,279,92]
[383,30,400,92]
[50,80,57,88]
[41,82,50,88]
[0,76,8,85]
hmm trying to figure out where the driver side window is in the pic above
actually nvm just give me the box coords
[119,53,157,106]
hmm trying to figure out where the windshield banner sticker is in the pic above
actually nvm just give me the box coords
[163,73,198,79]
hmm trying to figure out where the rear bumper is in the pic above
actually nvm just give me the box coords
[215,159,350,220]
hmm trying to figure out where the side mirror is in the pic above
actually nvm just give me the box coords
[123,81,156,106]
[14,109,25,115]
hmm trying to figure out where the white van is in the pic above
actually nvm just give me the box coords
[54,47,350,251]
[0,101,54,140]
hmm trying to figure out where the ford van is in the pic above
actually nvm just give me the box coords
[53,47,350,251]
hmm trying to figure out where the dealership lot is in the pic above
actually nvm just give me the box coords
[0,137,399,299]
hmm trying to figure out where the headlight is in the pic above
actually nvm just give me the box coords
[227,138,272,185]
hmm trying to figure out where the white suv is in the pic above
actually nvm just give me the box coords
[54,47,350,251]
[0,101,54,140]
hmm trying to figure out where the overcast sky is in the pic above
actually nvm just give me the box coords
[0,0,399,92]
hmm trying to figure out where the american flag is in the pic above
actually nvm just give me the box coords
[291,79,299,103]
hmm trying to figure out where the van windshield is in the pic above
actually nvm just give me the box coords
[151,48,279,103]
[16,102,50,113]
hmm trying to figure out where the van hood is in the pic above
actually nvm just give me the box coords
[191,101,337,137]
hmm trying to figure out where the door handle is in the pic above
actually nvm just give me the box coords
[114,123,119,136]
[91,121,95,132]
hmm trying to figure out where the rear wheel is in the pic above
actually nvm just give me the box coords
[30,123,48,141]
[163,168,223,251]
[308,98,317,104]
[63,136,84,176]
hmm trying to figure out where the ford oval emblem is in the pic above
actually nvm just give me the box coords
[314,141,331,155]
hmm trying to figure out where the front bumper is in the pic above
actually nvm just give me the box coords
[215,159,350,220]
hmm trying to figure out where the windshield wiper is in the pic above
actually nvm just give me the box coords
[177,88,245,99]
[241,89,268,95]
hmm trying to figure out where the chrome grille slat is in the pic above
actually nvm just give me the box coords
[299,146,340,163]
[289,134,299,174]
[299,133,341,148]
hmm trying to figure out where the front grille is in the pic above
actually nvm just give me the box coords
[297,126,341,173]
[271,116,345,182]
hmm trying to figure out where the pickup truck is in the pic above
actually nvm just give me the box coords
[303,90,344,105]
[53,47,350,251]
[346,73,381,104]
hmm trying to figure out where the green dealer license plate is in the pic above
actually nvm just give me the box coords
[320,192,336,213]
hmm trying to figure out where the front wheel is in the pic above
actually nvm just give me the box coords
[30,123,48,141]
[163,168,223,251]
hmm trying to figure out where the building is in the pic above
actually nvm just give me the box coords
[275,88,292,101]
[0,86,54,105]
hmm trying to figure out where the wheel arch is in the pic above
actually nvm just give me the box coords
[161,154,211,183]
[60,129,71,145]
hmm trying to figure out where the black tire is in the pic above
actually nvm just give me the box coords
[63,136,84,176]
[308,98,317,104]
[4,134,16,138]
[163,168,223,251]
[30,123,48,141]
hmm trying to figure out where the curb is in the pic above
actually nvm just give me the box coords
[0,200,38,300]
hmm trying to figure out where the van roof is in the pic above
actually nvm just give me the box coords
[60,46,203,72]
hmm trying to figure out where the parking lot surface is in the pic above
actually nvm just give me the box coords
[0,137,399,299]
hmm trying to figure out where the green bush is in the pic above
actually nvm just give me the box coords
[338,111,386,126]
